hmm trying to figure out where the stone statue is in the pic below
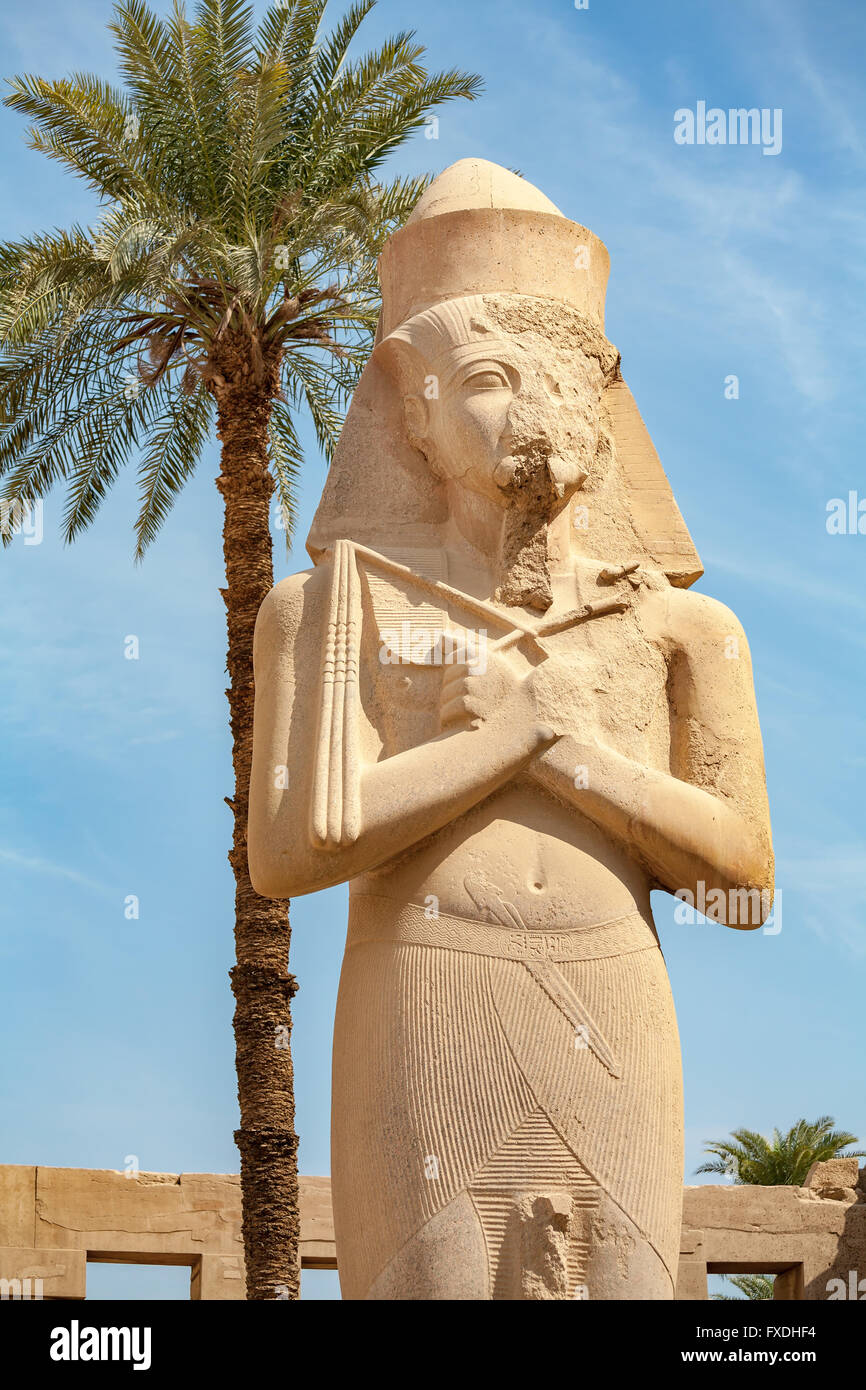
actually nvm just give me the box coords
[248,160,774,1300]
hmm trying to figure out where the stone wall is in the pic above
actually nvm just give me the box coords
[0,1165,333,1300]
[2,1161,864,1299]
[678,1160,866,1300]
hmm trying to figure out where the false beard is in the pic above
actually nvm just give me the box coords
[492,446,572,612]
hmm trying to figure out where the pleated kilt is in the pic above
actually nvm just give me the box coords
[331,893,683,1299]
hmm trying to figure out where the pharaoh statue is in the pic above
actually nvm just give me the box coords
[248,160,773,1300]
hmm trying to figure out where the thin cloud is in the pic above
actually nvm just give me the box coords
[500,5,857,413]
[0,846,109,897]
[758,0,866,163]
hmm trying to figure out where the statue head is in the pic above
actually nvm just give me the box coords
[377,292,623,607]
[379,294,617,511]
[307,160,702,597]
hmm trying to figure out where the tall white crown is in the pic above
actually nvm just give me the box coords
[377,158,610,338]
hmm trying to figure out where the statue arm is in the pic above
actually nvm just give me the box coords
[528,594,774,924]
[248,573,557,899]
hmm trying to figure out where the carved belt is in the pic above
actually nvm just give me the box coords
[346,894,659,963]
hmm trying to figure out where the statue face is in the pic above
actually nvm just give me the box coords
[409,333,604,508]
[431,348,520,500]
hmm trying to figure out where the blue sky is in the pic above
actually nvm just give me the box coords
[1,0,864,1300]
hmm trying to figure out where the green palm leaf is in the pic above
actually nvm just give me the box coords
[134,383,213,557]
[697,1116,865,1185]
[713,1274,775,1301]
[1,0,482,548]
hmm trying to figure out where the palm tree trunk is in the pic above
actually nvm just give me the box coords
[214,351,299,1301]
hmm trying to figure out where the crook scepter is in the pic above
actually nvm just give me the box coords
[309,540,630,849]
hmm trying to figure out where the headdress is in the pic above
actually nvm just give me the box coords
[307,158,701,588]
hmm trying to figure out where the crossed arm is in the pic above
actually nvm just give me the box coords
[247,568,557,899]
[248,570,773,918]
[528,591,774,920]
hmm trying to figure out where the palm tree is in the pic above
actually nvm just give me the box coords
[697,1116,865,1187]
[0,0,481,1298]
[713,1274,775,1301]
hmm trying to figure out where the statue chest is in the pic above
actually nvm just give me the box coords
[358,588,673,774]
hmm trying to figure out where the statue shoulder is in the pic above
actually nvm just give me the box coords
[255,565,327,643]
[655,585,751,659]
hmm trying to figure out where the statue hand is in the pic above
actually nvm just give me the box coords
[439,646,547,736]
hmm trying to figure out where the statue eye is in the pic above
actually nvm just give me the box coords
[462,368,510,391]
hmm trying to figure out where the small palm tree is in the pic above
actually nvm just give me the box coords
[697,1116,865,1187]
[0,0,481,1298]
[713,1274,775,1301]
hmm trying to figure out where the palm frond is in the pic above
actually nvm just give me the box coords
[134,381,213,556]
[268,400,303,550]
[0,0,482,550]
[697,1117,865,1186]
[713,1274,775,1301]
